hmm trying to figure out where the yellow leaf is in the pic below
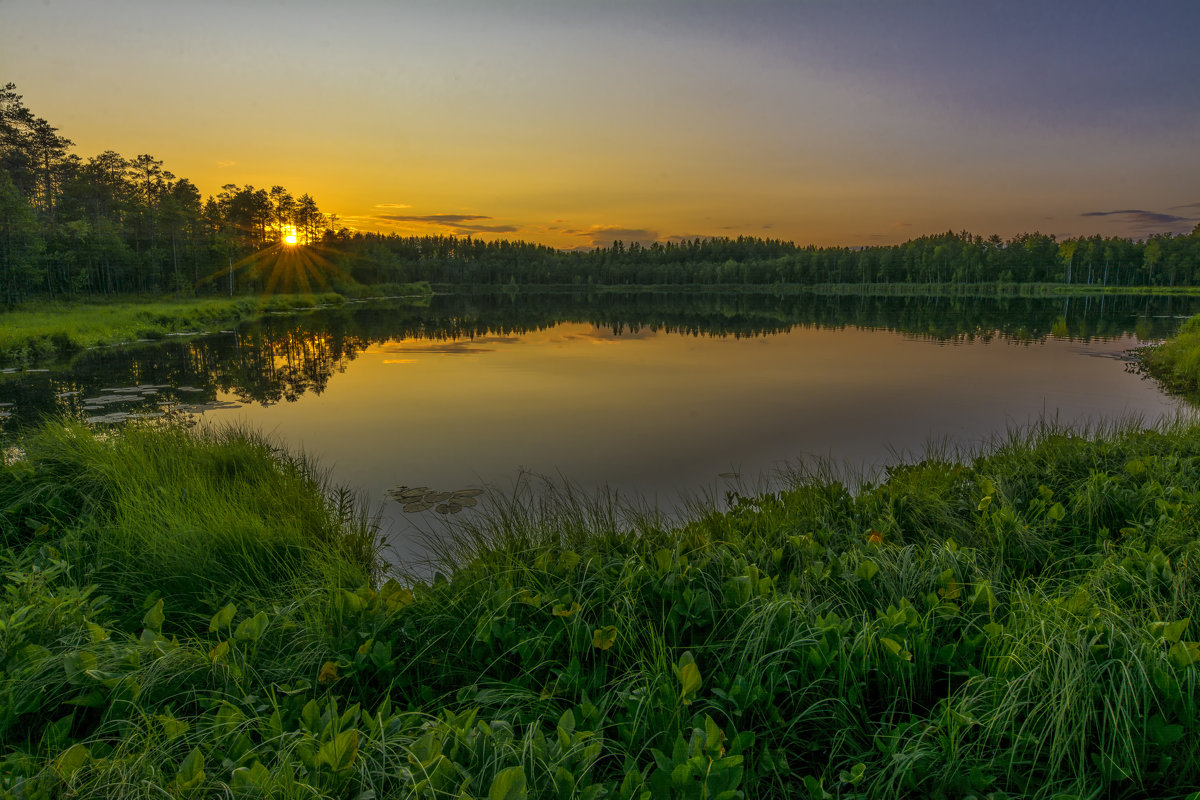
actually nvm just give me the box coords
[208,640,230,664]
[592,625,618,650]
[318,661,340,684]
[552,601,581,618]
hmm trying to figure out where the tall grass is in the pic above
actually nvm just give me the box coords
[1138,313,1200,398]
[5,418,1200,797]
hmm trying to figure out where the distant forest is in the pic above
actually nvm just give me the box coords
[3,81,1199,305]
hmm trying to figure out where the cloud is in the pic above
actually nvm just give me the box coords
[368,212,522,236]
[574,225,661,249]
[1080,208,1196,234]
[374,203,413,209]
[1168,201,1200,211]
[215,160,237,167]
[377,214,493,223]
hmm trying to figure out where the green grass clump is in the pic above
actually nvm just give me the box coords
[4,419,1200,798]
[1138,313,1200,398]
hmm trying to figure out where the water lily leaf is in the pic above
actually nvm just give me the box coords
[452,488,484,498]
[454,496,479,508]
[425,491,453,503]
[402,501,435,513]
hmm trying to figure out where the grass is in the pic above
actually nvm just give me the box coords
[4,418,1200,797]
[1136,313,1200,399]
[0,283,432,367]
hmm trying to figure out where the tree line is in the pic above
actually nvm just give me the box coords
[3,81,1199,305]
[0,83,332,303]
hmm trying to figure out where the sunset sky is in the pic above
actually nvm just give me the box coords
[4,0,1199,248]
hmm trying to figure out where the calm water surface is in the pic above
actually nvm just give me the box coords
[2,292,1195,567]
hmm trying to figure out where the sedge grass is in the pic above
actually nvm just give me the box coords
[5,418,1200,797]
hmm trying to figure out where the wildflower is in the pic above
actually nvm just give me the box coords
[867,530,884,545]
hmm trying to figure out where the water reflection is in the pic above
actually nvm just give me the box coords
[1,292,1195,431]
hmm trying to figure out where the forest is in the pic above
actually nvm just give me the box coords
[3,81,1200,305]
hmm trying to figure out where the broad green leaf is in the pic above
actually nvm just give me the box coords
[558,550,581,571]
[143,598,165,633]
[1048,502,1066,521]
[677,651,702,705]
[317,729,358,771]
[85,621,109,643]
[208,603,237,632]
[157,714,190,740]
[175,747,205,790]
[879,636,911,661]
[53,743,90,779]
[855,559,879,581]
[208,640,230,664]
[489,766,528,800]
[1168,641,1200,670]
[231,762,271,791]
[234,610,269,643]
[1164,618,1191,644]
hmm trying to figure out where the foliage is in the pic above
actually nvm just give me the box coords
[5,419,1200,796]
[4,80,1200,306]
[1136,313,1200,399]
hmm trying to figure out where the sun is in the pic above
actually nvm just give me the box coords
[282,225,299,245]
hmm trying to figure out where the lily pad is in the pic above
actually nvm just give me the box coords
[425,491,453,503]
[452,488,484,498]
[402,501,435,513]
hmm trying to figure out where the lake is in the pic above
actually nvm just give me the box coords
[1,291,1195,567]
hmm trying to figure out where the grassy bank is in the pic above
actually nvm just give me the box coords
[4,419,1200,798]
[1137,314,1200,399]
[0,283,431,367]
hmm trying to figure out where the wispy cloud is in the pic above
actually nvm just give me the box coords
[374,203,412,209]
[1081,208,1196,234]
[574,225,661,249]
[1168,201,1200,211]
[377,214,493,224]
[215,160,237,167]
[368,212,523,236]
